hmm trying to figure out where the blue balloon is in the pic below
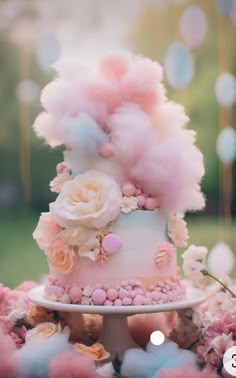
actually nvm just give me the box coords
[216,127,236,164]
[214,0,234,17]
[164,43,194,89]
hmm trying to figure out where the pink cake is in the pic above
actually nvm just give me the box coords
[33,52,205,306]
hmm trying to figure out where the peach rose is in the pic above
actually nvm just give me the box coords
[74,342,110,361]
[50,171,72,193]
[27,305,56,326]
[50,170,122,229]
[47,239,78,274]
[33,212,61,250]
[25,322,69,342]
[168,215,189,247]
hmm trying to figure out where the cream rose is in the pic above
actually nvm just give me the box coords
[25,322,69,342]
[46,239,78,274]
[50,170,122,229]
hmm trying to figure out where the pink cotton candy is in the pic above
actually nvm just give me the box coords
[0,329,16,378]
[33,112,63,148]
[99,51,131,79]
[49,350,97,378]
[107,104,152,166]
[120,55,166,113]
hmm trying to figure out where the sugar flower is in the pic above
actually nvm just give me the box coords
[50,171,72,193]
[182,245,208,287]
[50,170,122,229]
[27,305,57,327]
[120,196,138,213]
[25,322,69,342]
[155,241,176,267]
[74,342,110,361]
[46,239,78,274]
[33,212,61,251]
[168,215,189,247]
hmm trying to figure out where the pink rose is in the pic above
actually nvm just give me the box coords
[33,213,61,250]
[47,239,78,274]
[50,170,122,229]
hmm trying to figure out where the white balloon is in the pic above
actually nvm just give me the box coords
[215,72,236,106]
[180,5,208,50]
[208,242,234,277]
[216,127,236,164]
[16,79,39,103]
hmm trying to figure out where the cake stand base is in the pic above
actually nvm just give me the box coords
[28,285,206,361]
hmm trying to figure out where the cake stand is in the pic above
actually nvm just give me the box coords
[28,285,206,361]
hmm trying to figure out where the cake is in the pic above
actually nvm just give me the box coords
[32,52,205,306]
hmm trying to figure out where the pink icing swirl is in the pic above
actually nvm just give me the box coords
[154,241,176,267]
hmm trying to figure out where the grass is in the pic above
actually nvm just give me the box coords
[0,210,235,288]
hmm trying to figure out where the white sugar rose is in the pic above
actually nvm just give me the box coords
[50,170,122,229]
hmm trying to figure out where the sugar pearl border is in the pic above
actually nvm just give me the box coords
[44,276,185,306]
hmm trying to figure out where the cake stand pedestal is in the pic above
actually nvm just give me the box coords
[28,285,206,361]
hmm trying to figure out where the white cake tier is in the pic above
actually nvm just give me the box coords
[51,210,177,287]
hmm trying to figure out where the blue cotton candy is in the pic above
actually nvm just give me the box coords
[121,341,197,378]
[14,333,72,378]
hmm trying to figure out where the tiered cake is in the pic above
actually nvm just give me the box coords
[33,52,205,306]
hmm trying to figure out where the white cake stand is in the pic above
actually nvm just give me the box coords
[28,285,206,361]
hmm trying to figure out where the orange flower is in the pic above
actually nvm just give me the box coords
[27,304,56,326]
[74,342,110,361]
[25,322,69,342]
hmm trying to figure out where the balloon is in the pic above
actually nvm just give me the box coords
[216,127,236,164]
[208,242,234,277]
[16,79,39,103]
[164,43,194,89]
[214,0,234,17]
[215,72,236,107]
[36,32,61,72]
[230,0,236,25]
[180,5,208,50]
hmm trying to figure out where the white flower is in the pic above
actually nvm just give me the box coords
[182,245,208,287]
[96,362,115,378]
[83,285,94,297]
[81,295,92,305]
[120,196,138,213]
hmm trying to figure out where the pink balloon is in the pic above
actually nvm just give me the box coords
[180,5,208,50]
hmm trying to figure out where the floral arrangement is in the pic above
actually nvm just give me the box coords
[0,243,235,377]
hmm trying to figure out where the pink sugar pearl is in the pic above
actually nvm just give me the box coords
[135,188,142,196]
[100,142,113,157]
[118,288,128,299]
[144,298,152,305]
[61,294,71,304]
[114,298,122,306]
[69,286,82,302]
[107,288,118,301]
[102,234,122,255]
[104,299,113,306]
[128,290,136,299]
[137,195,146,208]
[56,162,68,174]
[92,288,107,305]
[122,297,132,305]
[133,295,145,305]
[144,197,159,210]
[121,182,136,197]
